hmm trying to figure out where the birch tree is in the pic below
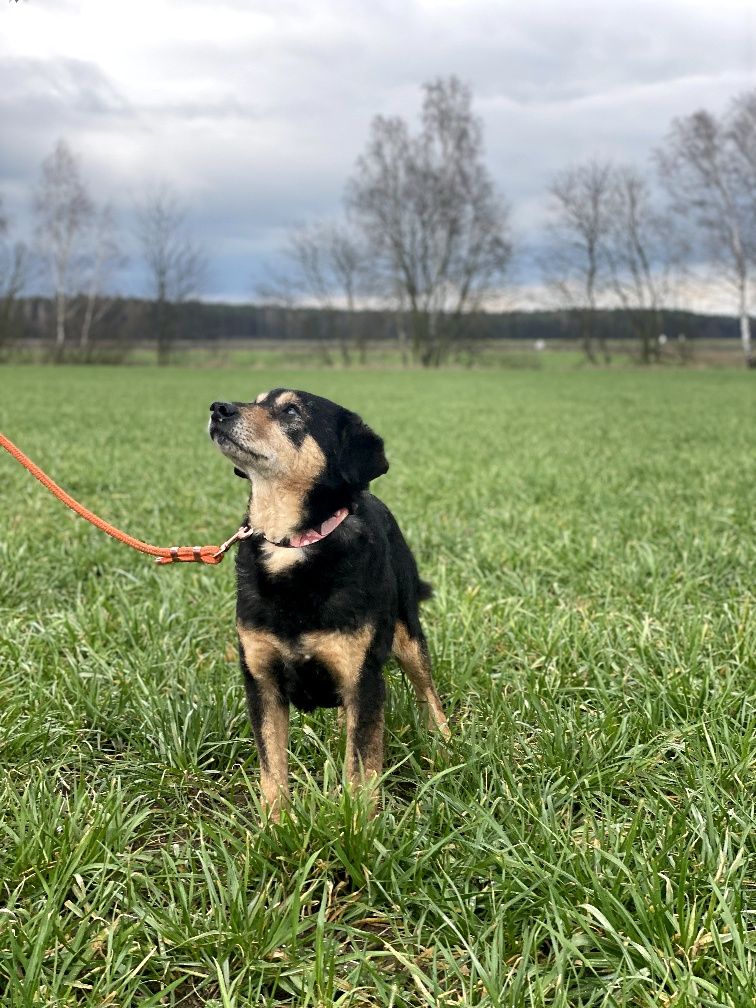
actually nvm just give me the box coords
[286,220,369,363]
[136,186,205,365]
[657,92,756,367]
[79,203,124,353]
[33,139,93,352]
[347,76,512,366]
[604,167,687,363]
[543,159,614,363]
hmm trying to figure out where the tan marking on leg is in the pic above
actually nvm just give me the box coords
[256,694,289,819]
[392,622,450,738]
[237,624,292,819]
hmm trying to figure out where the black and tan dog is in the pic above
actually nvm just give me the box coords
[208,388,449,817]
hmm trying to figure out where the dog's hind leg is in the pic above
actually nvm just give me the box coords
[392,622,451,739]
[237,626,290,821]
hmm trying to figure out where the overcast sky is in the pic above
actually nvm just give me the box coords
[2,0,755,302]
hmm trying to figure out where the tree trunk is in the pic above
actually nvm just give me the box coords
[338,313,351,366]
[651,310,663,363]
[424,310,453,367]
[410,310,426,364]
[156,298,169,366]
[395,311,408,366]
[634,312,655,364]
[356,324,367,365]
[734,272,753,366]
[639,323,651,364]
[55,291,66,348]
[739,309,753,368]
[596,325,611,364]
[427,311,439,367]
[581,310,597,363]
[155,276,172,366]
[80,292,96,352]
[0,298,12,351]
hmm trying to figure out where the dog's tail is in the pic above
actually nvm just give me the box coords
[418,579,433,602]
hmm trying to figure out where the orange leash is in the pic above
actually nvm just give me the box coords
[1,432,253,565]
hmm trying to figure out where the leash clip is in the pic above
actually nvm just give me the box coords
[213,523,256,560]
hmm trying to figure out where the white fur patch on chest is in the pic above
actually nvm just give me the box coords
[259,540,306,575]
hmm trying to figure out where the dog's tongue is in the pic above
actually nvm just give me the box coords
[288,508,349,549]
[319,509,348,537]
[289,529,322,548]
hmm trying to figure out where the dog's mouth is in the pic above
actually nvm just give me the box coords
[209,423,268,463]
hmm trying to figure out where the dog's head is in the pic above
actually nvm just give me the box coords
[208,389,388,496]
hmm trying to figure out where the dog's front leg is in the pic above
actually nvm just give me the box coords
[342,663,385,812]
[300,627,383,808]
[238,627,290,821]
[244,673,289,819]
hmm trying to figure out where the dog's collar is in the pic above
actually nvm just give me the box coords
[240,507,350,550]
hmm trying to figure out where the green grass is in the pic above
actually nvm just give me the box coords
[0,365,754,1007]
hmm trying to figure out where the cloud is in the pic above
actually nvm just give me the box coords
[1,0,754,299]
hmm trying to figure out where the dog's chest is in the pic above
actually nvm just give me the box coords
[236,539,377,713]
[279,625,372,711]
[276,651,342,712]
[259,541,306,575]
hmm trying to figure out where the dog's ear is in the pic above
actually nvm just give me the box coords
[338,411,388,489]
[233,467,248,479]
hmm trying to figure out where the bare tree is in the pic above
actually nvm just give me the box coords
[0,197,29,352]
[329,223,371,362]
[604,167,688,363]
[33,139,94,352]
[288,224,341,363]
[543,159,615,363]
[136,186,205,365]
[285,220,370,363]
[726,90,756,366]
[79,203,125,353]
[347,76,512,366]
[656,91,756,367]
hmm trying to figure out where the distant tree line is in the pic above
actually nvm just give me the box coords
[1,79,754,366]
[8,296,740,356]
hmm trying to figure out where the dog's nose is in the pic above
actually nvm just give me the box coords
[210,401,239,421]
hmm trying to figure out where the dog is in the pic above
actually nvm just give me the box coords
[208,388,450,818]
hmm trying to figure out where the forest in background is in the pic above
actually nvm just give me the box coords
[4,297,741,366]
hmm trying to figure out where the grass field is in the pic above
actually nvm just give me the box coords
[0,365,754,1007]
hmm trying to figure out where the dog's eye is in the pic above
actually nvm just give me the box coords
[284,405,300,418]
